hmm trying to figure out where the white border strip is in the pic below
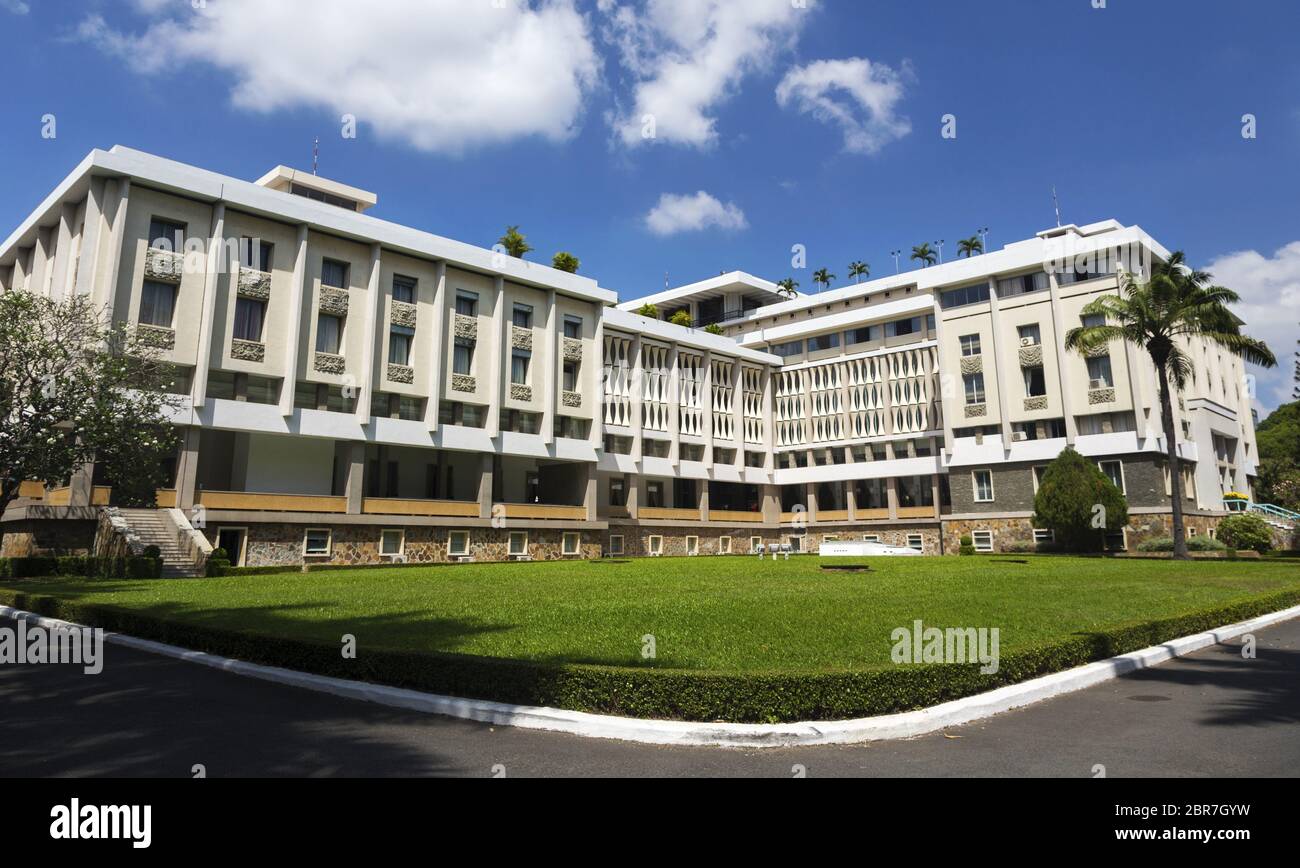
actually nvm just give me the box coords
[4,603,1298,749]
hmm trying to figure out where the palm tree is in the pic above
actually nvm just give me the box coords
[848,261,870,283]
[910,244,937,267]
[776,278,799,298]
[498,225,532,259]
[1064,252,1276,559]
[812,268,835,291]
[957,236,983,258]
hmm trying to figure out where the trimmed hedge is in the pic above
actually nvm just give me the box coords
[0,556,161,580]
[207,564,294,577]
[1,584,1296,723]
[1137,536,1228,553]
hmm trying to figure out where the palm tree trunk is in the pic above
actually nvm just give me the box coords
[1154,358,1190,559]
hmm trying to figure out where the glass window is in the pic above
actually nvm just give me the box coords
[321,259,348,289]
[304,528,331,556]
[906,534,924,552]
[508,532,529,557]
[563,360,579,392]
[963,372,985,404]
[1081,313,1106,329]
[1086,354,1113,388]
[148,218,186,251]
[997,271,1048,297]
[972,530,994,552]
[807,332,840,352]
[240,237,273,271]
[392,275,416,304]
[846,325,881,345]
[233,297,265,342]
[1017,323,1042,346]
[513,304,533,328]
[562,532,581,556]
[139,280,176,327]
[380,529,404,557]
[608,535,625,556]
[771,340,804,358]
[1099,460,1125,493]
[563,315,582,339]
[448,531,470,557]
[1023,366,1047,397]
[885,317,921,337]
[959,334,981,356]
[455,291,478,317]
[316,314,342,354]
[939,282,990,309]
[973,470,994,502]
[511,349,531,385]
[453,337,474,375]
[389,326,414,365]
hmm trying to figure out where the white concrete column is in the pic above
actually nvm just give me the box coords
[668,342,681,467]
[542,288,558,446]
[98,179,131,320]
[10,247,29,292]
[487,275,506,438]
[425,260,447,431]
[590,300,605,449]
[73,177,107,299]
[356,242,383,424]
[191,202,227,410]
[278,224,311,416]
[761,365,775,472]
[731,359,745,471]
[985,277,1015,452]
[701,349,713,464]
[29,227,53,298]
[1044,271,1078,444]
[48,204,76,303]
[630,335,644,463]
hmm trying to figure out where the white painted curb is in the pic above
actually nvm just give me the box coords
[4,603,1298,749]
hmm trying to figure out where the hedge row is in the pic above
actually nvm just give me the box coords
[0,556,162,580]
[206,564,296,577]
[1,586,1296,723]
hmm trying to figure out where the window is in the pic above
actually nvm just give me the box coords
[508,531,529,557]
[718,536,732,555]
[997,271,1049,297]
[389,326,414,365]
[453,337,474,375]
[439,401,485,428]
[513,303,533,328]
[1086,354,1113,388]
[963,372,986,404]
[685,535,699,556]
[148,217,186,250]
[380,529,405,557]
[750,536,763,551]
[846,325,881,345]
[1017,323,1041,346]
[646,481,664,508]
[1033,528,1055,544]
[885,317,922,338]
[510,349,531,385]
[563,315,583,339]
[939,282,990,309]
[1032,466,1048,491]
[971,530,994,553]
[1104,529,1127,552]
[771,340,804,358]
[1081,313,1106,329]
[321,259,349,289]
[647,535,664,556]
[788,536,803,553]
[1023,365,1046,397]
[240,237,273,272]
[501,409,541,434]
[807,332,840,352]
[972,470,995,502]
[862,534,881,543]
[1098,460,1125,493]
[822,535,840,544]
[316,313,342,354]
[608,535,625,556]
[303,528,332,556]
[554,416,590,440]
[906,534,924,552]
[959,334,981,356]
[447,531,470,557]
[392,275,416,304]
[563,360,579,392]
[455,291,478,317]
[215,527,247,567]
[233,296,265,342]
[139,280,176,327]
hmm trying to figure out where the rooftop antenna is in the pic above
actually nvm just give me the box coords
[313,137,320,176]
[935,239,946,264]
[664,271,669,291]
[890,250,901,274]
[978,227,990,254]
[1052,186,1062,227]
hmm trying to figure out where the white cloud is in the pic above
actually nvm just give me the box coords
[1,0,30,14]
[645,191,747,236]
[775,57,912,155]
[1205,242,1300,413]
[604,0,813,149]
[76,0,600,154]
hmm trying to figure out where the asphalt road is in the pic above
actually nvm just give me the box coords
[1,616,1298,778]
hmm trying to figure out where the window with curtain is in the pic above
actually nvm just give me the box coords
[963,372,985,404]
[316,314,342,354]
[321,259,348,289]
[149,218,186,251]
[389,326,414,365]
[455,291,478,316]
[563,360,579,392]
[1023,366,1046,397]
[563,315,582,339]
[453,337,474,375]
[392,275,416,304]
[241,237,273,271]
[511,349,531,385]
[513,304,533,328]
[139,280,176,327]
[233,297,265,341]
[1086,354,1113,387]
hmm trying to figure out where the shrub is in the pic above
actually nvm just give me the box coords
[1003,541,1039,554]
[143,545,162,560]
[1137,536,1228,553]
[551,251,580,273]
[1215,514,1274,553]
[958,534,975,556]
[703,324,725,336]
[635,303,659,319]
[1031,447,1128,552]
[0,555,161,579]
[669,310,693,327]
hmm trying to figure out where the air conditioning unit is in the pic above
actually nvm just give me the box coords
[509,554,532,562]
[1012,431,1029,442]
[453,555,474,564]
[1088,379,1107,390]
[1019,336,1036,347]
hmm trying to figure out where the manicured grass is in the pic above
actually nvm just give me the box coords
[4,555,1299,675]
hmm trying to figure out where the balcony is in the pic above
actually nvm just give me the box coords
[640,507,702,522]
[362,498,477,518]
[196,491,347,513]
[496,503,587,521]
[708,509,764,524]
[897,506,937,520]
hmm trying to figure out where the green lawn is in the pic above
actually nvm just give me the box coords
[5,555,1299,675]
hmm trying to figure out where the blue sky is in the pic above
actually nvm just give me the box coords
[1,0,1297,409]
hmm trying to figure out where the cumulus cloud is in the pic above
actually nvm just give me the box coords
[75,0,600,154]
[645,191,747,236]
[1,0,30,14]
[775,57,912,155]
[604,0,813,149]
[1205,242,1300,413]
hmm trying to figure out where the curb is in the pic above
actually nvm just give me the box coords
[4,603,1298,748]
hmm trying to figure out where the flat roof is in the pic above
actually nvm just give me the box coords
[617,270,798,312]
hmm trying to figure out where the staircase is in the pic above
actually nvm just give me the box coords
[1246,502,1300,531]
[117,508,205,577]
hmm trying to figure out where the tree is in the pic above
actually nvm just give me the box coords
[957,236,983,258]
[703,324,725,336]
[1255,401,1299,507]
[0,293,182,517]
[1031,447,1129,552]
[551,251,580,273]
[1215,513,1274,553]
[635,303,659,319]
[1065,253,1276,558]
[776,278,799,297]
[497,226,532,259]
[669,310,693,328]
[812,268,835,291]
[848,261,870,283]
[910,244,937,267]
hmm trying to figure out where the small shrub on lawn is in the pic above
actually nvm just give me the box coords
[1137,536,1228,553]
[1216,514,1274,553]
[959,535,975,556]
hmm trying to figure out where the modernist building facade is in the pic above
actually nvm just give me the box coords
[0,148,1259,566]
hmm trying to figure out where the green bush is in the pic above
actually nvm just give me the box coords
[1215,514,1274,553]
[1137,535,1228,553]
[635,303,659,319]
[0,555,160,579]
[1032,447,1128,552]
[958,534,975,556]
[143,545,162,560]
[669,310,693,327]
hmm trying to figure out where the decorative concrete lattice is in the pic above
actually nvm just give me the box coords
[1023,395,1049,411]
[387,363,414,384]
[237,268,272,300]
[562,391,582,408]
[144,247,184,283]
[231,339,265,362]
[1085,344,1110,359]
[964,403,987,418]
[511,326,533,351]
[314,352,345,374]
[563,338,583,363]
[136,324,175,350]
[318,287,350,317]
[959,355,983,374]
[390,301,417,328]
[1018,345,1043,367]
[451,374,476,393]
[454,314,477,340]
[1088,387,1116,405]
[510,383,533,401]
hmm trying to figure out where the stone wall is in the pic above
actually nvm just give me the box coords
[941,512,1223,553]
[608,524,943,556]
[0,519,97,557]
